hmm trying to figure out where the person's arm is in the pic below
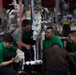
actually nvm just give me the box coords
[69,51,76,57]
[17,41,31,50]
[0,49,14,67]
[16,48,23,53]
[0,56,18,67]
[65,50,76,66]
[69,52,74,56]
[63,40,67,48]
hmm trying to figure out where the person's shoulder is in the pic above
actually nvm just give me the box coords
[0,42,3,46]
[11,45,17,49]
[10,46,17,51]
[54,35,60,38]
[54,35,62,41]
[0,42,4,50]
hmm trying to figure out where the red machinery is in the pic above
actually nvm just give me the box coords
[2,0,14,9]
[0,0,3,13]
[41,0,56,8]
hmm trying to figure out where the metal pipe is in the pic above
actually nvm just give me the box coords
[68,0,70,13]
[55,0,59,24]
[18,0,22,49]
[36,28,43,60]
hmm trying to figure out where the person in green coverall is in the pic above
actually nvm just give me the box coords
[16,19,35,61]
[0,33,23,75]
[16,19,35,73]
[68,31,76,75]
[41,26,63,73]
[42,26,63,51]
[68,31,76,56]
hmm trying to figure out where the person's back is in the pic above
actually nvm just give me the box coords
[44,47,68,71]
[43,44,76,75]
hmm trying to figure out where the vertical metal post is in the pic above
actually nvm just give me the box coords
[55,0,59,24]
[18,0,22,49]
[68,0,70,13]
[36,39,39,60]
[24,0,29,10]
[31,0,34,19]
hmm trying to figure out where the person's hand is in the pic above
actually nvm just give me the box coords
[10,55,19,63]
[41,52,43,60]
[63,41,67,48]
[26,45,31,50]
[69,52,76,57]
[69,52,76,61]
[69,53,74,55]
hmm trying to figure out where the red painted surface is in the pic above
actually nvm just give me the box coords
[41,0,56,8]
[2,0,76,10]
[3,0,14,9]
[18,0,22,50]
[0,0,3,13]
